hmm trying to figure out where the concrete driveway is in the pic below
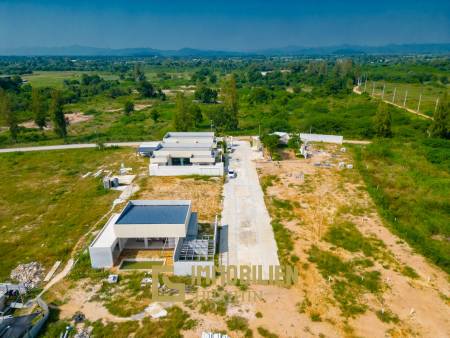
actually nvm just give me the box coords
[220,140,279,278]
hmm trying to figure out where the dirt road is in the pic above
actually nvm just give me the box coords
[353,86,433,120]
[220,140,279,278]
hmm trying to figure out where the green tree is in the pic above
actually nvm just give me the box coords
[261,134,280,157]
[0,90,19,141]
[133,63,146,82]
[194,86,218,103]
[429,93,449,139]
[50,90,67,139]
[221,74,239,130]
[173,93,194,131]
[374,103,392,137]
[150,108,161,123]
[32,87,47,129]
[137,80,155,98]
[124,101,134,115]
[190,103,203,127]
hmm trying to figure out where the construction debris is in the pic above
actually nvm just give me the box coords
[73,326,91,338]
[107,275,118,284]
[72,311,85,323]
[93,169,103,178]
[145,303,167,318]
[43,261,61,282]
[10,262,44,289]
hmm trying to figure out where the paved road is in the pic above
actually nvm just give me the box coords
[0,142,142,153]
[220,140,279,279]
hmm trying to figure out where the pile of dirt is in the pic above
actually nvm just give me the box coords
[10,262,44,289]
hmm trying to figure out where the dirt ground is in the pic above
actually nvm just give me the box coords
[20,111,93,130]
[136,175,223,223]
[245,143,450,338]
[44,144,449,338]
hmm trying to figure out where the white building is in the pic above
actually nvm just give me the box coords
[89,200,216,275]
[149,132,224,176]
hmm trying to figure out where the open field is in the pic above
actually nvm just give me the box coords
[353,139,450,274]
[0,147,147,281]
[253,144,450,337]
[362,81,449,116]
[23,71,120,88]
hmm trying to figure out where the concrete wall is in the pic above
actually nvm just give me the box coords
[173,260,215,276]
[149,162,224,176]
[89,246,114,268]
[300,133,343,144]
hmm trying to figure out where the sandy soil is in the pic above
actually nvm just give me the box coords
[251,143,450,337]
[57,282,128,322]
[136,176,223,223]
[19,112,93,130]
[45,143,449,337]
[134,103,153,111]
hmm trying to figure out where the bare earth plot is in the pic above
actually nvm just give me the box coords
[221,140,279,278]
[253,144,450,338]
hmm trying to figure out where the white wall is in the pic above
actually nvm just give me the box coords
[173,260,215,276]
[300,133,343,144]
[89,246,114,268]
[149,163,224,176]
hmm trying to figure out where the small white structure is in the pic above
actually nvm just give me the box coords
[149,132,223,176]
[270,131,291,145]
[300,133,343,144]
[89,200,216,275]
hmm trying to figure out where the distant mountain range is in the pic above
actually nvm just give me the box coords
[1,43,449,57]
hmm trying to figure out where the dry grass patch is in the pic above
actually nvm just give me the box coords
[136,175,223,222]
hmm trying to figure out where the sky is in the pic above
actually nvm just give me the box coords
[0,0,449,50]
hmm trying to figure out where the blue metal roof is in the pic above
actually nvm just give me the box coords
[116,204,189,224]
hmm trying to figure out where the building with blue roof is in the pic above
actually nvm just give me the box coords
[89,200,216,275]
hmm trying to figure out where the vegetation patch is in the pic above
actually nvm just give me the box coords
[308,246,382,317]
[257,326,279,338]
[353,140,450,274]
[0,148,140,281]
[324,221,387,260]
[226,315,252,337]
[119,260,164,270]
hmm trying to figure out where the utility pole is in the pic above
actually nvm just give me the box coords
[381,83,385,100]
[417,93,422,113]
[210,120,213,132]
[363,76,367,92]
[403,90,408,107]
[434,97,439,114]
[392,87,396,104]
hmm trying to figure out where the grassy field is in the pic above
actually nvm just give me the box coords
[362,81,449,116]
[22,71,120,88]
[0,147,147,281]
[354,138,450,274]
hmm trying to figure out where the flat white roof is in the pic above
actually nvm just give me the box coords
[91,213,120,248]
[139,142,161,148]
[164,132,214,138]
